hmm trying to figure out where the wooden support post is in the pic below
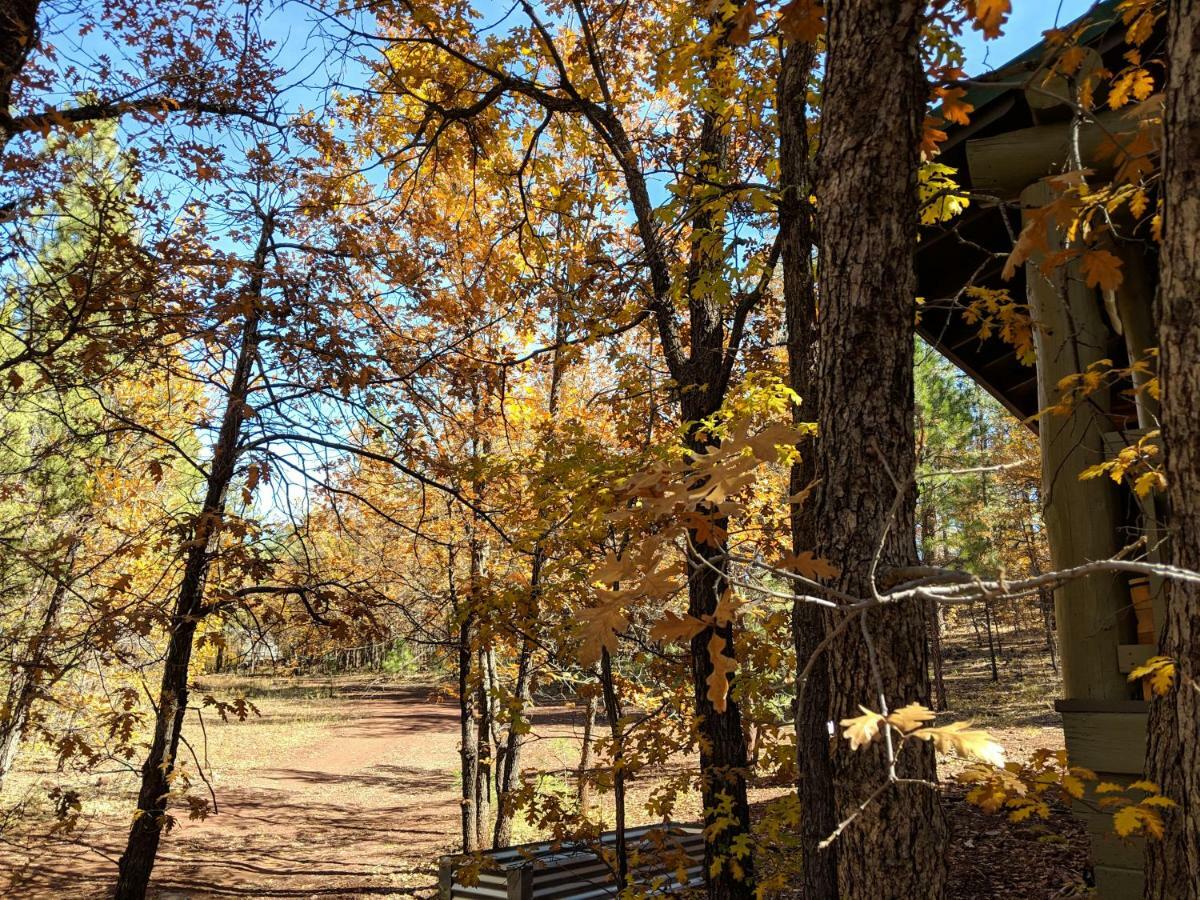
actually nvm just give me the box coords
[1109,241,1169,637]
[1025,179,1147,899]
[1109,241,1160,429]
[1023,179,1135,702]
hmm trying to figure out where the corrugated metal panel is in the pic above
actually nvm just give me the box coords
[440,823,703,900]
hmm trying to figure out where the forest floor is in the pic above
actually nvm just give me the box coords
[0,626,1094,898]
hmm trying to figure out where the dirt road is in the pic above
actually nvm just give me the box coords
[2,685,464,898]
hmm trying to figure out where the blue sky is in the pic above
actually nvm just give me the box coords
[958,1,1098,73]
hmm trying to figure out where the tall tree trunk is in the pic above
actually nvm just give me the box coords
[928,599,947,711]
[1145,2,1200,894]
[1040,589,1058,674]
[983,597,999,682]
[114,221,270,900]
[682,506,753,898]
[675,83,755,900]
[778,35,839,900]
[599,648,627,889]
[813,1,947,895]
[1021,520,1058,673]
[462,408,492,852]
[918,506,947,708]
[969,606,983,647]
[0,710,21,793]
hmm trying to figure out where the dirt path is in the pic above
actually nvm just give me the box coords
[2,685,464,899]
[1,672,1086,898]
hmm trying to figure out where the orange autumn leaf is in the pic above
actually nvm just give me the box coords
[779,0,825,43]
[921,118,949,158]
[729,0,757,46]
[940,87,974,126]
[1081,249,1124,291]
[712,589,744,626]
[777,550,840,581]
[966,0,1011,39]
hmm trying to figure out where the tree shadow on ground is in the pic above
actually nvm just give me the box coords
[1,791,451,899]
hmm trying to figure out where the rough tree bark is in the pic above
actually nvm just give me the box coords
[1145,1,1200,895]
[114,218,272,900]
[778,34,839,900]
[812,1,948,896]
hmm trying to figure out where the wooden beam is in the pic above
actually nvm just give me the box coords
[967,109,1131,198]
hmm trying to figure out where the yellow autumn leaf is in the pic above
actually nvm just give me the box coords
[1079,461,1114,480]
[1134,470,1167,497]
[712,590,744,626]
[577,601,628,666]
[886,702,937,734]
[1008,799,1049,822]
[649,611,708,644]
[1130,188,1149,218]
[840,706,885,751]
[1128,656,1175,696]
[1114,804,1164,839]
[919,162,970,224]
[1109,68,1155,110]
[1128,779,1163,794]
[1060,773,1086,800]
[705,634,738,713]
[1140,795,1176,808]
[914,721,1006,767]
